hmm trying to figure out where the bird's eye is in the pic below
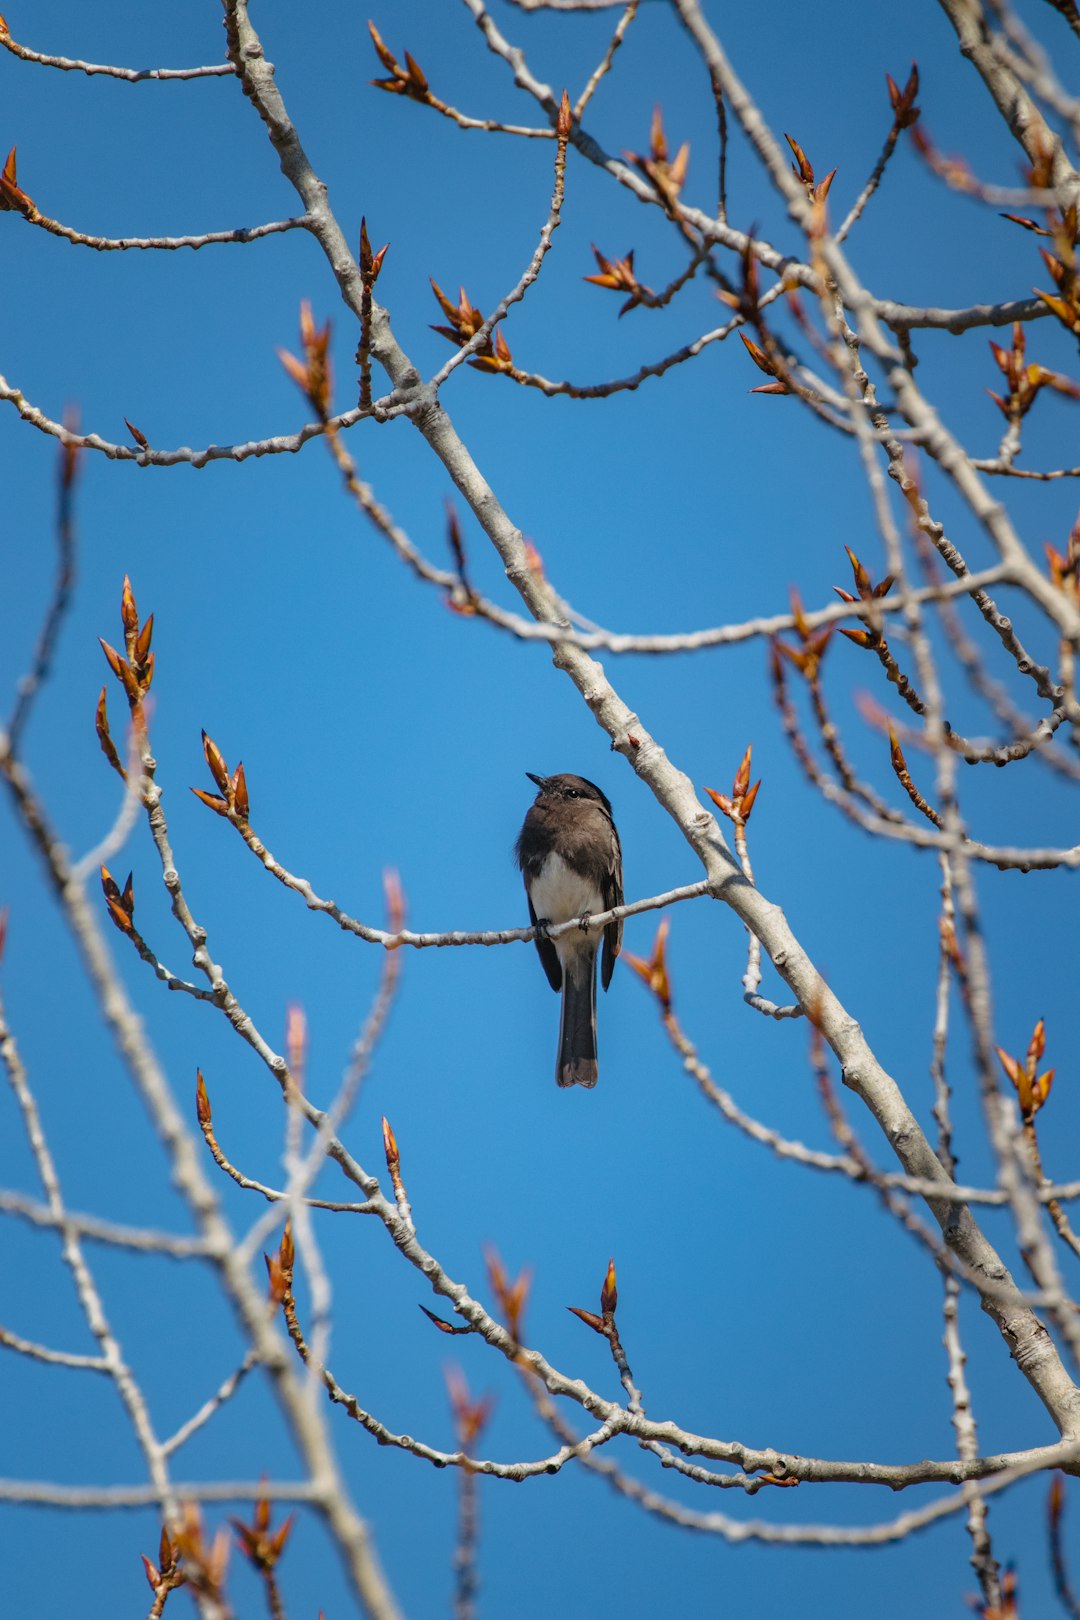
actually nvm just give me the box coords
[566,789,580,798]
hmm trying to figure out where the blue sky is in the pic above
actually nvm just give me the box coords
[2,3,1079,1617]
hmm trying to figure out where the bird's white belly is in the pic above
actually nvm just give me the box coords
[530,853,604,925]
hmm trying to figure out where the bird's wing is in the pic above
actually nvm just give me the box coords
[527,891,563,992]
[600,821,623,990]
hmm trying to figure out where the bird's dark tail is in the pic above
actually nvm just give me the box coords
[557,947,598,1088]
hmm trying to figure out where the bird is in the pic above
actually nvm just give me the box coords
[515,772,623,1088]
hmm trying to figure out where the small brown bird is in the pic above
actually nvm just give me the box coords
[515,773,623,1088]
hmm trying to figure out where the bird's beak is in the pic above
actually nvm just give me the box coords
[525,772,546,788]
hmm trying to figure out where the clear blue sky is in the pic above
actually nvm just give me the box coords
[2,4,1079,1617]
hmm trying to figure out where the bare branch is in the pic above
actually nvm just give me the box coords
[22,211,309,253]
[0,26,235,79]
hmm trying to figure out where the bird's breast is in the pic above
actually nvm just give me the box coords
[528,852,604,926]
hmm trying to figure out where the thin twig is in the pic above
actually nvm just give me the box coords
[6,432,78,750]
[0,29,236,79]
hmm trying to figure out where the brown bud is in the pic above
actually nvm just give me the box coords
[732,744,752,801]
[1033,1068,1055,1112]
[601,1256,618,1316]
[264,1250,285,1304]
[567,1305,605,1334]
[381,1114,400,1174]
[134,614,154,667]
[885,63,920,127]
[784,132,815,187]
[739,331,777,377]
[989,339,1012,377]
[196,1069,212,1126]
[100,865,134,933]
[359,216,390,282]
[814,168,837,205]
[95,687,126,778]
[446,504,468,576]
[622,917,672,1013]
[845,546,871,596]
[268,1514,295,1562]
[99,637,124,681]
[231,762,250,821]
[419,1304,469,1335]
[650,104,668,164]
[994,1045,1022,1088]
[121,575,139,636]
[1001,211,1051,236]
[0,144,36,217]
[774,638,807,673]
[190,788,230,817]
[102,896,133,935]
[402,50,427,92]
[202,731,230,793]
[368,19,397,74]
